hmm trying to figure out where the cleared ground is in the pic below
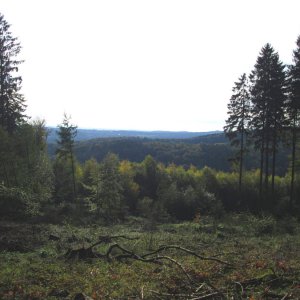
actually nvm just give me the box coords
[0,215,300,299]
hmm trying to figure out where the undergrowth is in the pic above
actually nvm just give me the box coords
[0,214,300,299]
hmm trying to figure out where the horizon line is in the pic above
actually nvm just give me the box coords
[46,126,223,133]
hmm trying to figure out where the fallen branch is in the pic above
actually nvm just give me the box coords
[64,235,231,285]
[142,245,232,266]
[152,255,193,282]
[149,290,193,298]
[190,291,222,300]
[149,289,222,300]
[65,235,139,260]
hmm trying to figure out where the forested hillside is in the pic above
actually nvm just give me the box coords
[1,10,300,300]
[48,134,289,175]
[0,11,299,222]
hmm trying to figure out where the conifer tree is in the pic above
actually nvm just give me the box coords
[0,13,26,133]
[224,73,250,192]
[55,114,77,201]
[250,44,286,202]
[287,36,300,207]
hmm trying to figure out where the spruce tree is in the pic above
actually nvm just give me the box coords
[224,73,250,192]
[0,13,26,133]
[287,36,300,207]
[249,44,286,203]
[55,114,77,201]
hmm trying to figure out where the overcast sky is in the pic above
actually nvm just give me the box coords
[1,0,300,131]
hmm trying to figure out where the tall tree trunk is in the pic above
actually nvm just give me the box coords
[264,134,270,199]
[239,128,244,193]
[271,125,277,197]
[259,115,266,203]
[0,52,4,128]
[259,138,264,201]
[290,115,297,209]
[70,148,76,202]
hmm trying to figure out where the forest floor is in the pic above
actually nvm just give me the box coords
[0,214,300,299]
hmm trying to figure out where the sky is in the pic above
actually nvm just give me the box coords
[1,0,300,132]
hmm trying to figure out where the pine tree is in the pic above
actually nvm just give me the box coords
[55,114,77,201]
[250,44,286,204]
[0,13,26,133]
[287,36,300,207]
[224,73,251,192]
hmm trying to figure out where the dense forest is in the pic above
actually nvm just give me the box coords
[47,135,290,175]
[1,12,300,300]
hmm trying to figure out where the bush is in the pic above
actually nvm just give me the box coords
[0,183,40,219]
[250,215,276,236]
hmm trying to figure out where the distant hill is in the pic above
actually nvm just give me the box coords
[47,129,289,175]
[184,133,229,144]
[48,136,234,171]
[46,128,221,143]
[47,132,289,175]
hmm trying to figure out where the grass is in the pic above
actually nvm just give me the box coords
[0,214,300,299]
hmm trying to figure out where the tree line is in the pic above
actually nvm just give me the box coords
[0,13,299,223]
[224,41,300,210]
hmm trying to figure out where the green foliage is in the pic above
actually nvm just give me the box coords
[89,153,126,222]
[53,156,76,203]
[56,114,77,158]
[250,43,287,201]
[0,183,30,217]
[251,215,277,236]
[224,73,251,191]
[64,137,236,171]
[49,151,300,221]
[0,121,53,219]
[0,13,26,133]
[287,36,300,207]
[119,160,139,213]
[54,114,78,203]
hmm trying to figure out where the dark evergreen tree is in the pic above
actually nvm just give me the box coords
[287,36,300,207]
[0,13,26,133]
[249,44,286,203]
[224,73,250,192]
[55,113,77,201]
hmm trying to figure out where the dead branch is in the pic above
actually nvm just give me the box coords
[141,245,232,266]
[149,290,193,298]
[149,290,223,300]
[64,234,231,288]
[190,291,223,300]
[64,236,231,268]
[151,255,192,282]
